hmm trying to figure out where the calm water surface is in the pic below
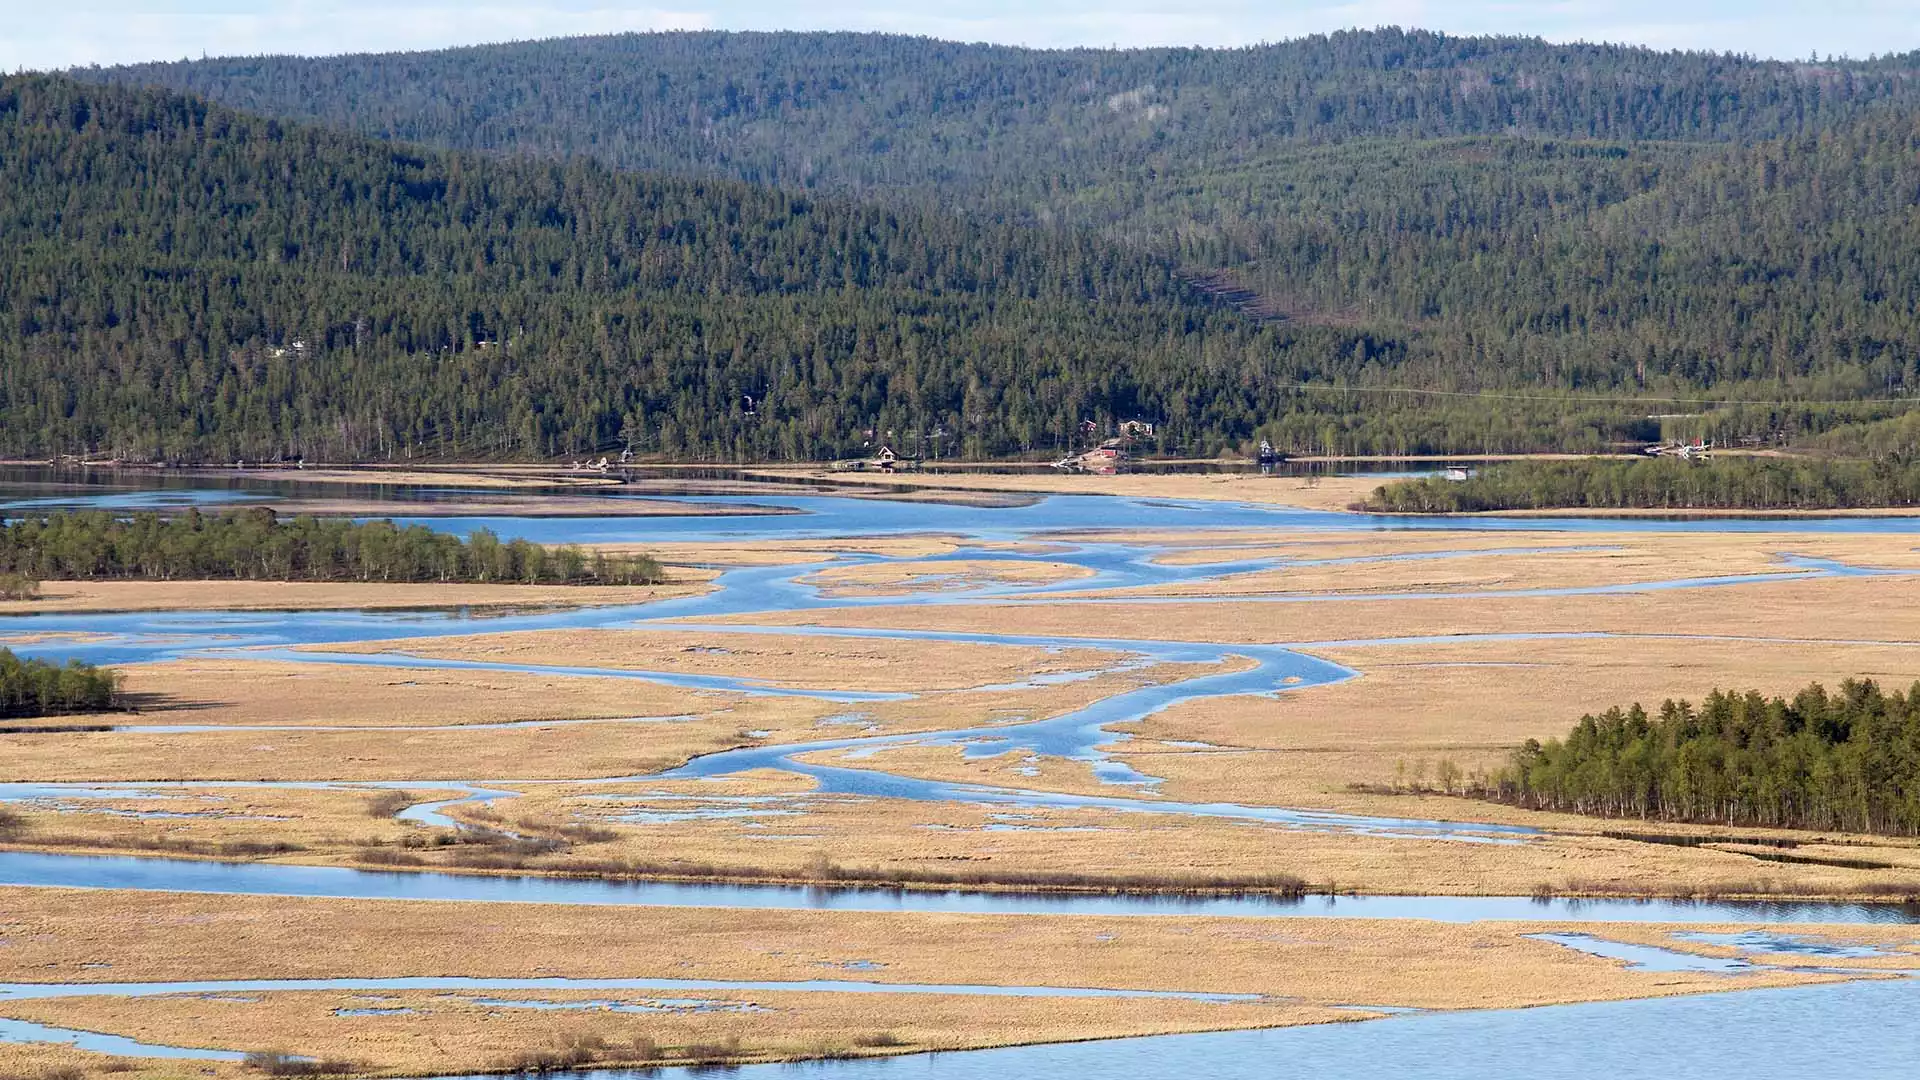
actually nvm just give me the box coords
[4,851,1916,924]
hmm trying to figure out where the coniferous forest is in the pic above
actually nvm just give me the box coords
[1495,681,1920,835]
[0,510,665,585]
[1362,457,1920,512]
[3,31,1920,462]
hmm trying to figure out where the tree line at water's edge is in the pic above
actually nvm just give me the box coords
[1362,456,1920,512]
[0,648,117,718]
[1485,680,1920,836]
[0,509,665,585]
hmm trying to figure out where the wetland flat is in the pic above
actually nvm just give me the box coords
[5,476,1920,1076]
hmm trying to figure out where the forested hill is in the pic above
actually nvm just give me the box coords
[75,30,1920,460]
[84,30,1920,199]
[0,74,1325,463]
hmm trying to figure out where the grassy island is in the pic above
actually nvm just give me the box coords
[1492,679,1920,835]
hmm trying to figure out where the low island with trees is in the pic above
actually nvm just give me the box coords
[0,648,119,718]
[1361,456,1920,514]
[0,509,665,586]
[1488,679,1920,835]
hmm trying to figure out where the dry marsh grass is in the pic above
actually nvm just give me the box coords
[316,628,1128,694]
[803,559,1093,597]
[0,986,1344,1076]
[0,887,1896,1075]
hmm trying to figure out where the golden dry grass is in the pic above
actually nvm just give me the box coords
[315,628,1129,693]
[803,559,1093,597]
[0,988,1344,1076]
[0,1042,251,1080]
[477,763,1920,900]
[0,651,1222,787]
[119,659,728,727]
[0,888,1884,1000]
[744,467,1385,512]
[0,784,457,852]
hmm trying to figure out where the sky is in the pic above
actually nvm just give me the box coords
[5,1,1917,72]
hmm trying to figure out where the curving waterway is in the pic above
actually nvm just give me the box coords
[5,481,1920,1071]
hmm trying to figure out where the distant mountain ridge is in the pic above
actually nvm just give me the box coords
[82,29,1920,201]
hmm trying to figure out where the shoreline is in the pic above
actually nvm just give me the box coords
[18,458,1920,519]
[0,577,714,615]
[1,840,1912,906]
[1388,505,1920,519]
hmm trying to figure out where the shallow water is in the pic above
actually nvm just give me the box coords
[0,975,1260,1004]
[4,850,1917,924]
[1527,933,1754,973]
[1673,930,1905,959]
[383,492,1920,543]
[416,978,1920,1080]
[466,997,764,1014]
[0,1016,248,1061]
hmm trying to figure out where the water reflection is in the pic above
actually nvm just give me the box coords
[3,851,1916,925]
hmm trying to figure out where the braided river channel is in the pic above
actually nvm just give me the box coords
[4,477,1920,1076]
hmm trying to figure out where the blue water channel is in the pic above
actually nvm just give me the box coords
[4,851,1917,924]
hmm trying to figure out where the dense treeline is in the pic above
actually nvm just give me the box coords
[0,509,664,585]
[77,30,1920,455]
[1496,681,1920,835]
[1363,457,1920,512]
[0,649,118,717]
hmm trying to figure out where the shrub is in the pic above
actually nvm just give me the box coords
[853,1032,905,1048]
[244,1051,356,1076]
